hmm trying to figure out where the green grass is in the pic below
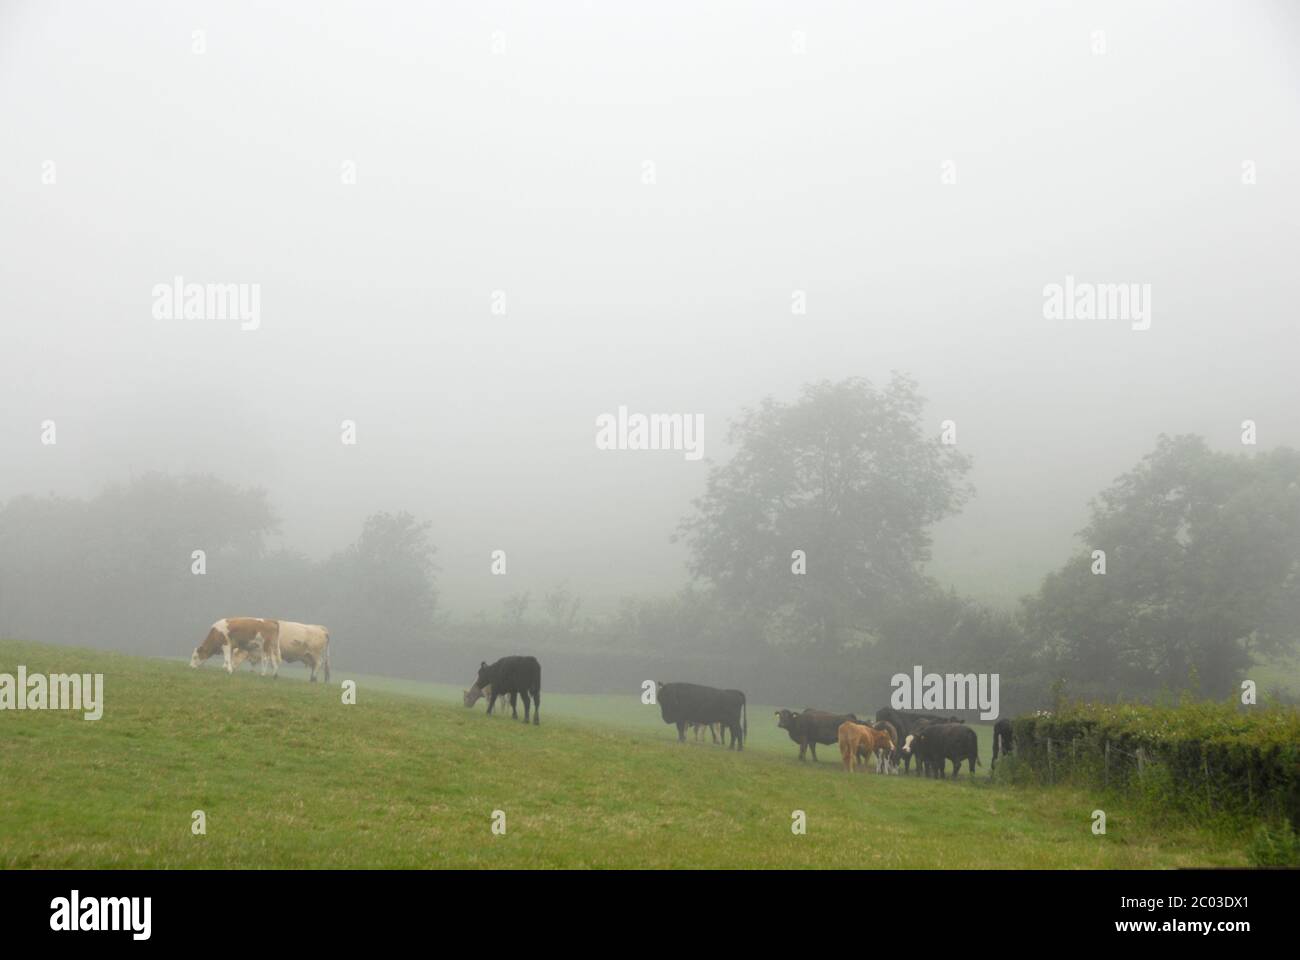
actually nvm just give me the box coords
[0,638,1250,868]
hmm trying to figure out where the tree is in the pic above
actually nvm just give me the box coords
[543,583,581,635]
[0,473,279,655]
[1022,435,1300,696]
[318,511,439,649]
[677,374,973,649]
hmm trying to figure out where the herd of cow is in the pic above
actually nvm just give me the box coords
[455,657,1016,779]
[191,636,1016,779]
[655,681,1006,778]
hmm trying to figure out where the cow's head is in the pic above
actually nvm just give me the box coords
[655,682,678,721]
[189,648,203,668]
[464,685,485,708]
[775,709,799,731]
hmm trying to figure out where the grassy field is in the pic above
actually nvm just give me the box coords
[0,638,1251,868]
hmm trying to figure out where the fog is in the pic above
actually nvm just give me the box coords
[2,0,1298,647]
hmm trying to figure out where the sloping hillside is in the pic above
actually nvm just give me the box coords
[0,639,1245,868]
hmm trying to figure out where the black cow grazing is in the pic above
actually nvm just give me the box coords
[992,718,1013,771]
[875,708,964,775]
[657,682,747,750]
[906,722,980,779]
[776,708,860,762]
[463,656,542,724]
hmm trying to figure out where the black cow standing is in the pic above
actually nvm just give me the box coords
[906,722,980,779]
[992,717,1013,771]
[775,708,860,761]
[464,656,541,724]
[657,682,747,750]
[875,708,964,775]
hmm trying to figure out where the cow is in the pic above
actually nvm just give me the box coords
[265,621,331,682]
[875,708,964,775]
[871,719,900,773]
[464,656,541,724]
[190,618,278,675]
[776,708,861,762]
[837,721,895,773]
[656,682,746,750]
[904,722,980,779]
[992,718,1013,771]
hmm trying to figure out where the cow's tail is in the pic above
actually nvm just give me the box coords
[322,631,331,683]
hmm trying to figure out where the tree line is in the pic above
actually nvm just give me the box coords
[2,374,1296,705]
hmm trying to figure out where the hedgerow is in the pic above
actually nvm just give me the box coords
[1008,700,1300,831]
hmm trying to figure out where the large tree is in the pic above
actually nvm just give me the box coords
[677,374,973,648]
[1023,435,1300,696]
[316,510,439,649]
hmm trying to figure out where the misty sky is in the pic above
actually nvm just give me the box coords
[2,1,1298,616]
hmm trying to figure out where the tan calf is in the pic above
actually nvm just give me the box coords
[838,721,895,773]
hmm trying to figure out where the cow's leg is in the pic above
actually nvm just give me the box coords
[520,691,531,723]
[486,693,496,716]
[810,742,817,762]
[676,721,687,742]
[509,692,518,720]
[710,723,719,744]
[532,686,540,725]
[308,654,318,682]
[222,643,233,674]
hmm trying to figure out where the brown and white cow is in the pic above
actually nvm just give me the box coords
[263,620,331,682]
[837,721,895,773]
[190,618,279,675]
